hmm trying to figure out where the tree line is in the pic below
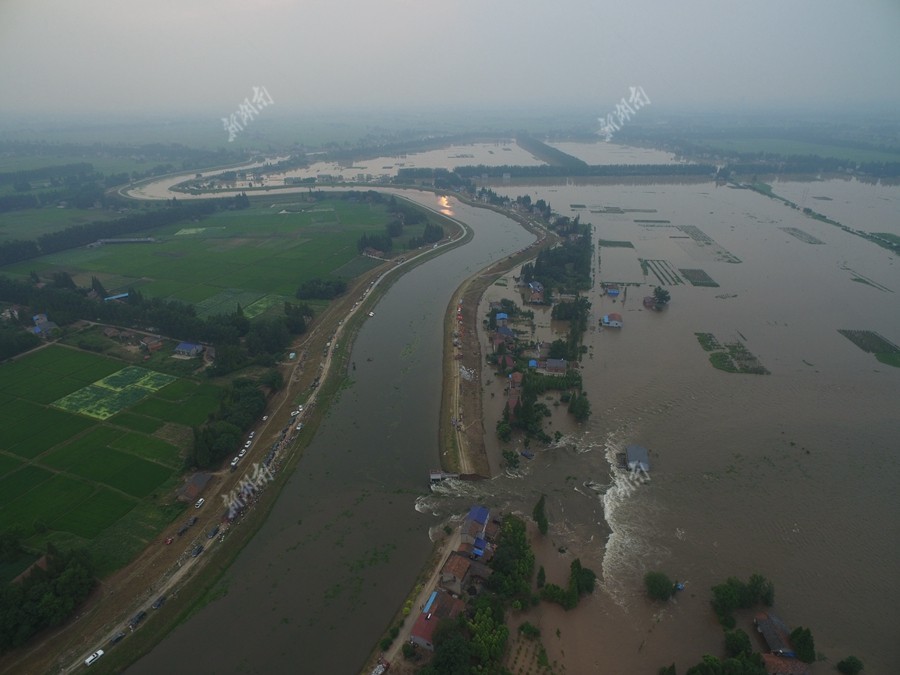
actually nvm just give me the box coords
[0,200,217,265]
[0,543,95,654]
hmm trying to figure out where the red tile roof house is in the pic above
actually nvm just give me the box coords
[761,654,810,675]
[438,552,471,595]
[409,590,465,651]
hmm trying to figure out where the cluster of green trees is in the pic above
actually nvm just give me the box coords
[567,391,591,422]
[419,596,508,675]
[497,369,584,443]
[296,278,347,300]
[550,296,591,361]
[521,231,592,296]
[356,231,393,254]
[644,570,678,601]
[660,652,767,675]
[188,375,270,467]
[540,558,597,610]
[0,325,40,361]
[0,544,95,653]
[710,574,775,628]
[485,516,534,603]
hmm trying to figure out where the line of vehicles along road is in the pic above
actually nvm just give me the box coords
[84,410,303,666]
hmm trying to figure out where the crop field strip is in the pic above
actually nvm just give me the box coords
[694,332,770,374]
[676,225,742,263]
[779,227,825,244]
[679,268,720,287]
[640,259,683,285]
[837,330,900,354]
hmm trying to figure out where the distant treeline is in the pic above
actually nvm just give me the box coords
[455,163,717,178]
[0,140,243,170]
[0,162,94,186]
[515,135,588,168]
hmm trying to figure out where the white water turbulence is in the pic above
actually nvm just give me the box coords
[412,422,673,609]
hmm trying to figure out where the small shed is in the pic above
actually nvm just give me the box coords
[495,312,508,327]
[625,445,650,473]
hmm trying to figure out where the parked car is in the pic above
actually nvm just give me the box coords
[187,516,198,527]
[109,631,126,646]
[84,650,105,666]
[164,536,174,545]
[191,544,204,557]
[238,448,247,458]
[262,415,268,421]
[290,410,300,417]
[248,431,255,439]
[207,525,220,539]
[128,611,146,629]
[152,595,166,609]
[194,498,205,509]
[177,525,189,537]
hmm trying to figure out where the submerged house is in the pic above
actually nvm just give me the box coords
[625,445,650,473]
[601,313,623,328]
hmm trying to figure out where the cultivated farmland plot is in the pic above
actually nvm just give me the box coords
[52,366,176,420]
[0,346,222,575]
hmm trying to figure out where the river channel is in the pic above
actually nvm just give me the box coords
[128,194,535,673]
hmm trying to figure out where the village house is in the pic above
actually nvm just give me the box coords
[494,312,508,327]
[509,371,523,389]
[174,341,204,358]
[544,358,567,374]
[31,313,58,337]
[526,281,545,304]
[754,613,796,657]
[140,336,164,352]
[438,553,471,595]
[409,590,465,651]
[602,312,623,328]
[761,654,810,675]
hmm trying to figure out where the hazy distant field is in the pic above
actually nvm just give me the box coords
[2,196,398,317]
[694,137,900,163]
[0,345,222,577]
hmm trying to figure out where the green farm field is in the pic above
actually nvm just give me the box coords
[0,345,222,575]
[1,196,401,318]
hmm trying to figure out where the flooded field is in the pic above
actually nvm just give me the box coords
[546,140,684,165]
[275,141,546,183]
[457,179,900,671]
[126,162,899,672]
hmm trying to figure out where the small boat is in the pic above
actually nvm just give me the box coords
[368,311,375,317]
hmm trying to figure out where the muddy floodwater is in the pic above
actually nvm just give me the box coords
[131,178,899,674]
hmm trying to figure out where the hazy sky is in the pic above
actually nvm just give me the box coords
[1,0,899,116]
